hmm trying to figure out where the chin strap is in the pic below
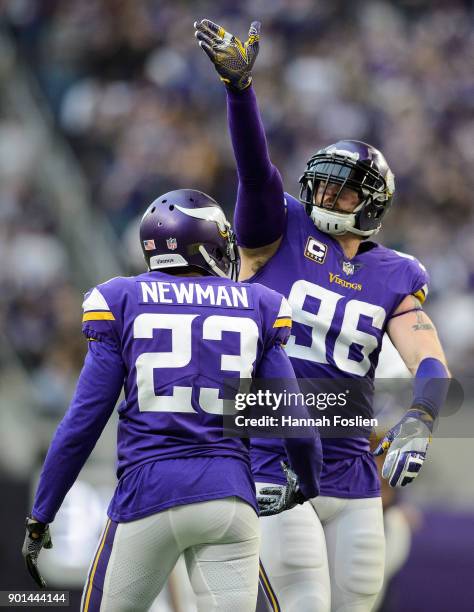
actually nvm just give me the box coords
[199,238,239,281]
[227,233,239,281]
[198,245,228,278]
[309,205,379,237]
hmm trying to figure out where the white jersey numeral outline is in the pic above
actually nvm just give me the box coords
[285,280,386,376]
[134,313,259,414]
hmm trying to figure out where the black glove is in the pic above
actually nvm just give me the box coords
[257,462,306,517]
[22,517,53,589]
[194,19,260,91]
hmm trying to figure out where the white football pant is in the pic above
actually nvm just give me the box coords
[257,485,385,612]
[80,497,260,612]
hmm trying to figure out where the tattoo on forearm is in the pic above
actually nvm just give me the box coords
[412,301,435,331]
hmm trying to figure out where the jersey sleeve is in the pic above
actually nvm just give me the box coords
[255,343,322,499]
[256,284,293,348]
[390,250,430,307]
[31,339,125,523]
[407,257,429,304]
[32,283,125,523]
[412,277,429,304]
[226,86,286,248]
[82,286,120,347]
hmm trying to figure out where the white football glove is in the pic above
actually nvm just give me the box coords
[374,407,433,487]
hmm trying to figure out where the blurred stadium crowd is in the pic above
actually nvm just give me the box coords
[1,0,473,418]
[1,1,474,607]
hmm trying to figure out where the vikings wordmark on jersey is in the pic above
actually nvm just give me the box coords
[250,194,429,497]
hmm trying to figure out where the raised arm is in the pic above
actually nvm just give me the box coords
[194,19,286,279]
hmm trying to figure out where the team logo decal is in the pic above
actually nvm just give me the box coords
[304,236,327,264]
[342,261,355,276]
[166,237,178,251]
[143,239,156,251]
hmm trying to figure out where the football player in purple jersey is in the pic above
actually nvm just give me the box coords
[22,189,322,611]
[195,20,450,612]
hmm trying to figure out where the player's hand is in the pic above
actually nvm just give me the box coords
[194,19,260,91]
[374,407,433,487]
[257,462,306,516]
[22,517,53,589]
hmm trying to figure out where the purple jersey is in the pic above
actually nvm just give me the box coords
[32,272,308,523]
[250,194,429,497]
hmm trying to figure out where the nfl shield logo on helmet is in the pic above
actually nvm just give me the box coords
[166,237,178,250]
[342,261,355,276]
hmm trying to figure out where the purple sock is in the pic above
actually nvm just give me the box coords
[226,86,286,248]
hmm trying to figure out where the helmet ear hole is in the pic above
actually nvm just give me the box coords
[215,248,223,261]
[169,204,174,211]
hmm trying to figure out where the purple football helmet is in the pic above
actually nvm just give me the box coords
[140,189,238,279]
[299,140,395,237]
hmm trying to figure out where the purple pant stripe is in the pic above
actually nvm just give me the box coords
[259,560,281,612]
[83,519,118,612]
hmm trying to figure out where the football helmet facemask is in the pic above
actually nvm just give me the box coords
[140,189,239,280]
[299,140,395,237]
